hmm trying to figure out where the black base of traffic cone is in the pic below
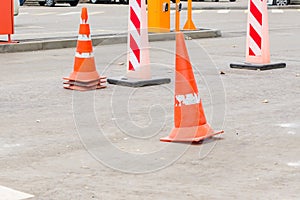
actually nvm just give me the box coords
[107,76,170,87]
[230,62,286,71]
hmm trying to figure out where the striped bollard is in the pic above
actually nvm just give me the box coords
[230,0,286,70]
[107,0,170,87]
[127,0,150,79]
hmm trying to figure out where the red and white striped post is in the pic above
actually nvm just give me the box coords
[127,0,151,79]
[107,0,171,87]
[230,0,286,70]
[246,0,270,64]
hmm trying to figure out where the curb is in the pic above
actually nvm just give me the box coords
[178,5,300,10]
[0,28,221,53]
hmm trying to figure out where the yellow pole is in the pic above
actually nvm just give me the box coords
[183,0,196,30]
[175,0,180,32]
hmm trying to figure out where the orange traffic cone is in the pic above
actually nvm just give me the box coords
[63,7,106,91]
[160,32,224,142]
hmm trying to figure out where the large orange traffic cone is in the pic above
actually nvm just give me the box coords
[63,7,106,91]
[160,32,223,142]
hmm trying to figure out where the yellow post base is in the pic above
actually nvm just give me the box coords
[183,19,197,30]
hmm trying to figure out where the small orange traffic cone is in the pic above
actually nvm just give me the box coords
[63,7,106,91]
[160,32,223,143]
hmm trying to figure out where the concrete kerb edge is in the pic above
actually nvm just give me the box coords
[0,29,221,53]
[178,5,300,10]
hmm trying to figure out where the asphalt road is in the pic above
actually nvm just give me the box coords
[0,2,300,200]
[1,2,299,41]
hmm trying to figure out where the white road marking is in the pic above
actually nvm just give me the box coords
[89,11,105,15]
[277,123,300,128]
[193,10,204,14]
[0,185,34,200]
[19,12,29,15]
[16,29,115,37]
[271,9,284,13]
[217,10,230,14]
[24,26,44,29]
[287,131,296,135]
[58,11,81,16]
[3,143,21,148]
[33,12,57,16]
[287,161,300,167]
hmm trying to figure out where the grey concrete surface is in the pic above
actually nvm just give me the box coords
[0,7,299,199]
[0,29,221,53]
[1,1,300,53]
[1,3,223,53]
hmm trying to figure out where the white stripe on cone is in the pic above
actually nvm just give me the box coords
[129,21,141,45]
[77,34,91,41]
[131,0,141,17]
[75,52,94,58]
[129,50,140,68]
[249,37,262,56]
[252,0,263,13]
[249,14,262,35]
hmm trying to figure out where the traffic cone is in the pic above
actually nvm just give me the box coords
[107,0,170,87]
[160,32,223,143]
[63,7,106,91]
[230,0,285,70]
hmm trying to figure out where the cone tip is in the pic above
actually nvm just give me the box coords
[81,7,88,22]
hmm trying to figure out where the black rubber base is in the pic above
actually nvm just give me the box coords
[107,76,171,87]
[230,62,286,70]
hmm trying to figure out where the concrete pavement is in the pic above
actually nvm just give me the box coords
[1,1,300,53]
[0,2,299,199]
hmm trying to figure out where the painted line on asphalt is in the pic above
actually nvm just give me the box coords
[193,10,204,14]
[277,123,300,128]
[287,131,296,135]
[92,29,118,33]
[0,185,34,200]
[23,26,44,29]
[287,161,300,167]
[58,11,81,16]
[89,11,105,15]
[217,10,231,14]
[15,29,114,37]
[15,31,77,37]
[271,9,284,13]
[33,12,57,16]
[2,143,21,148]
[19,12,29,15]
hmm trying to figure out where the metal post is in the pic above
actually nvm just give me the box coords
[183,0,196,30]
[175,0,180,32]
